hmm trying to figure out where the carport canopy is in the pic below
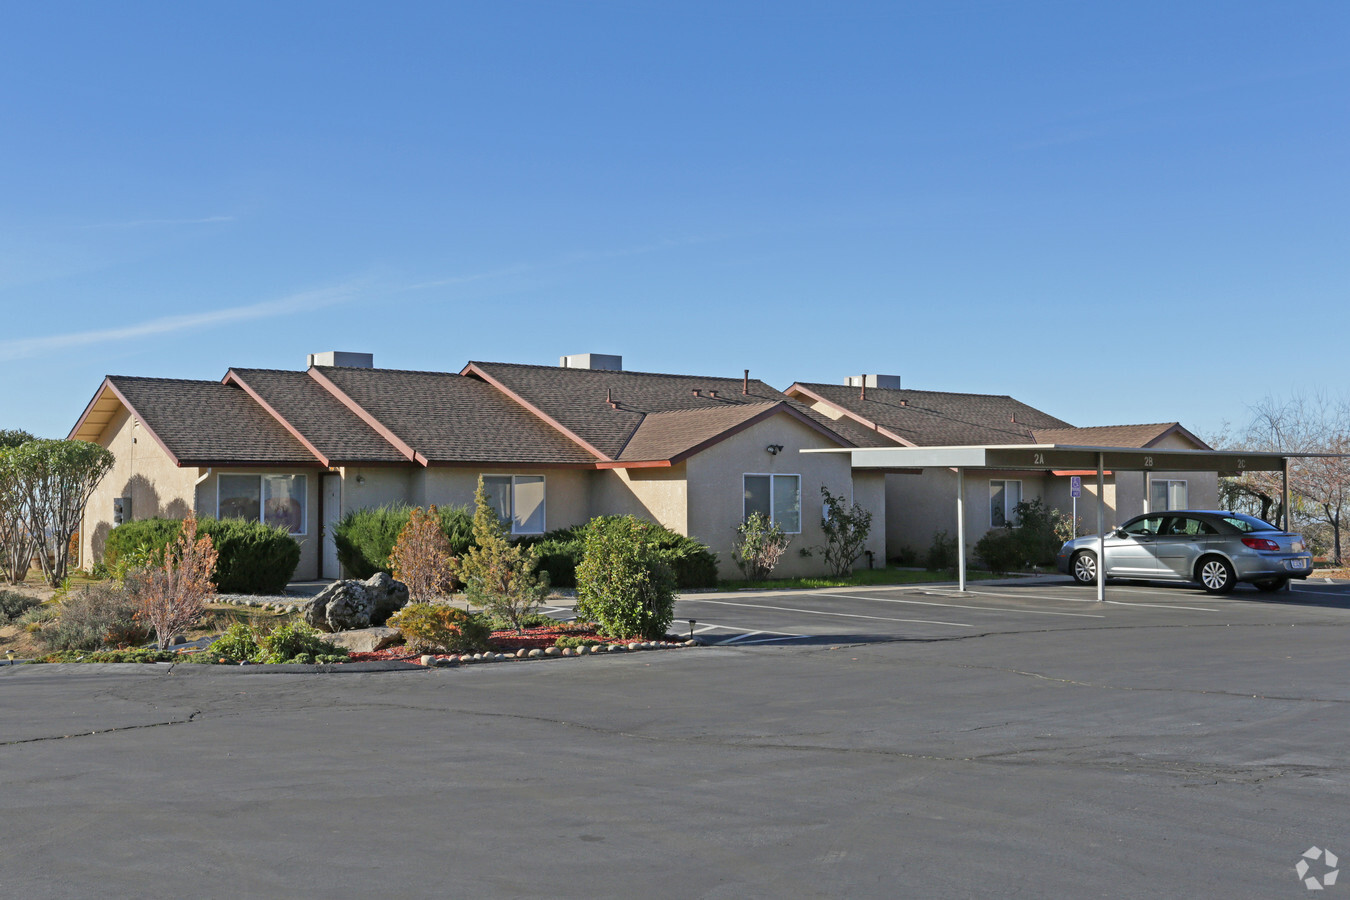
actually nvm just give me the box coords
[803,443,1333,601]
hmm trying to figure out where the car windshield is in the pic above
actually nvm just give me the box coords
[1221,513,1279,533]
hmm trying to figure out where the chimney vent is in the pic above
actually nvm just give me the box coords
[743,370,749,395]
[308,351,373,369]
[560,353,622,371]
[844,374,902,390]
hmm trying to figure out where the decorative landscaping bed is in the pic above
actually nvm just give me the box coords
[348,622,694,664]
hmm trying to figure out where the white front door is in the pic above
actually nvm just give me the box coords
[321,474,342,579]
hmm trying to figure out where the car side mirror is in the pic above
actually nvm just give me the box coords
[1113,529,1126,539]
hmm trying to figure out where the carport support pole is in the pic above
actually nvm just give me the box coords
[956,467,966,592]
[1096,453,1105,603]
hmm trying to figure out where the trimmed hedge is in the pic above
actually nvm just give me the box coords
[333,505,473,579]
[517,517,719,589]
[102,517,301,594]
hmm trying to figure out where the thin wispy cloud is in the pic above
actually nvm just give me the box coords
[83,215,237,230]
[0,282,362,362]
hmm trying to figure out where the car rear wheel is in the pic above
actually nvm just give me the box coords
[1254,577,1289,593]
[1071,551,1097,585]
[1197,557,1236,594]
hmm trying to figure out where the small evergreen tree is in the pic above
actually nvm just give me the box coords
[454,477,549,633]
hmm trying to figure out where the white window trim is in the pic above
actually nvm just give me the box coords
[216,473,308,536]
[482,474,547,535]
[1147,478,1188,513]
[743,473,802,534]
[990,479,1022,528]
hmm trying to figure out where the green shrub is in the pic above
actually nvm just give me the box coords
[35,582,150,652]
[17,602,59,632]
[575,515,676,640]
[0,590,42,623]
[257,621,347,664]
[554,635,604,650]
[924,530,958,573]
[731,513,791,582]
[974,528,1024,575]
[204,621,347,664]
[102,517,300,594]
[387,603,491,653]
[484,611,559,632]
[334,505,474,579]
[34,649,179,664]
[205,519,301,594]
[519,518,718,589]
[208,622,261,662]
[1009,499,1072,567]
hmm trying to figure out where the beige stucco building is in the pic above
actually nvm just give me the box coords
[71,354,890,582]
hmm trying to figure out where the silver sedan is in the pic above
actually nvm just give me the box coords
[1056,510,1313,594]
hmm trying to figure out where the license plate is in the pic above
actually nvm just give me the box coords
[1289,559,1307,570]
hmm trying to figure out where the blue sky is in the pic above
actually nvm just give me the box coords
[2,2,1346,441]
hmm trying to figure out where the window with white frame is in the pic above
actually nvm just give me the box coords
[217,474,307,535]
[482,475,546,534]
[990,479,1022,527]
[1150,479,1188,512]
[743,474,801,533]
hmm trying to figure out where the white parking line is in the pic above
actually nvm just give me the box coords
[824,592,1105,619]
[678,597,972,628]
[1102,600,1219,612]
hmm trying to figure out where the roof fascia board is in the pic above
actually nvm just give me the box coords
[422,459,609,470]
[306,367,418,463]
[784,383,917,447]
[82,378,185,467]
[1144,423,1212,451]
[224,370,332,467]
[459,363,611,461]
[68,377,117,442]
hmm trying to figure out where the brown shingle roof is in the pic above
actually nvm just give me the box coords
[1031,423,1209,449]
[104,376,320,466]
[465,362,863,459]
[227,368,409,465]
[788,382,1072,447]
[311,366,599,465]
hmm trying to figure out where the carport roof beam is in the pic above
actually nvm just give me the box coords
[801,444,1335,475]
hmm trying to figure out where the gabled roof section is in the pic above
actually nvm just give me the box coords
[463,361,864,461]
[69,376,320,467]
[225,368,410,466]
[309,366,600,466]
[1031,423,1211,450]
[787,382,1072,447]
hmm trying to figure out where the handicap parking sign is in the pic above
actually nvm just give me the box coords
[1070,476,1082,498]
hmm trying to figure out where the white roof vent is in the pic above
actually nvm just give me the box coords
[560,353,622,371]
[307,351,374,368]
[844,374,901,390]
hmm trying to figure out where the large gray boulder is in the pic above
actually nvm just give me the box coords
[303,573,410,632]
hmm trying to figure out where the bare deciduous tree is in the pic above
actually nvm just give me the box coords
[136,513,219,650]
[1215,394,1350,565]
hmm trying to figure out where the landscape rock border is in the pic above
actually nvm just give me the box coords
[420,639,701,667]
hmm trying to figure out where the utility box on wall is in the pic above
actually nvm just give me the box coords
[113,496,130,525]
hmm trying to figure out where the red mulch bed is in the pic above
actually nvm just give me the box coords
[347,623,628,664]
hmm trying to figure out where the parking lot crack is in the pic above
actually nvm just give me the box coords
[0,710,202,747]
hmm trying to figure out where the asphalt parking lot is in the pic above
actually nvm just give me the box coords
[4,576,1350,899]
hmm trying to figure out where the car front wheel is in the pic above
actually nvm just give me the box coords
[1072,551,1097,585]
[1197,557,1236,594]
